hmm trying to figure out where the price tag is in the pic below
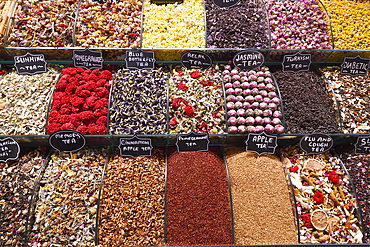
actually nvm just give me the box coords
[119,136,153,157]
[282,52,311,73]
[0,137,20,163]
[176,131,209,153]
[151,0,183,3]
[213,0,240,7]
[354,136,370,154]
[341,55,370,76]
[233,50,264,71]
[125,49,156,70]
[49,130,86,152]
[72,48,104,70]
[245,132,277,156]
[14,53,47,75]
[299,133,333,155]
[181,51,212,70]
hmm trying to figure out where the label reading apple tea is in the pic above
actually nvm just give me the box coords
[245,132,277,156]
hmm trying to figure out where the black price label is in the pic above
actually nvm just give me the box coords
[151,0,183,3]
[0,137,20,163]
[14,53,47,75]
[181,51,212,70]
[176,131,209,153]
[341,55,370,76]
[282,52,311,73]
[119,136,153,157]
[49,130,86,152]
[245,132,277,156]
[125,49,156,70]
[355,136,370,154]
[72,48,104,70]
[213,0,240,7]
[299,133,333,155]
[233,50,264,71]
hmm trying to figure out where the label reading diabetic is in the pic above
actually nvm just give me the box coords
[299,133,333,155]
[341,55,370,76]
[355,136,370,154]
[213,0,240,8]
[119,136,153,157]
[49,130,86,152]
[245,132,277,156]
[125,49,156,70]
[14,53,47,75]
[0,137,20,163]
[176,131,210,153]
[233,50,264,70]
[72,48,104,70]
[181,51,212,70]
[282,52,311,73]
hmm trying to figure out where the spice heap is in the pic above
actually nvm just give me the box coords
[337,147,370,243]
[265,0,332,49]
[142,0,205,48]
[166,148,232,245]
[0,66,60,135]
[169,66,225,134]
[7,0,78,47]
[322,67,370,134]
[224,64,284,134]
[47,67,113,135]
[99,149,165,246]
[321,0,369,49]
[0,0,17,46]
[109,67,167,135]
[205,0,269,49]
[225,147,297,245]
[75,0,141,48]
[29,148,107,247]
[274,70,340,134]
[0,149,47,247]
[282,146,363,244]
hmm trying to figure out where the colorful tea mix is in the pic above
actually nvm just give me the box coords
[0,66,61,135]
[282,146,363,244]
[225,147,297,244]
[322,66,370,134]
[75,0,141,48]
[47,67,113,135]
[274,70,340,134]
[142,0,205,48]
[166,148,232,246]
[0,149,47,247]
[29,148,107,247]
[205,0,269,49]
[0,0,17,46]
[109,67,167,135]
[99,149,165,246]
[169,66,225,134]
[223,64,284,134]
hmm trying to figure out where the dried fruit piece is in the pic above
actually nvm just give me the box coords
[304,159,325,171]
[311,209,329,230]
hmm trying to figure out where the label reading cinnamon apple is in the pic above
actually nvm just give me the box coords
[119,136,153,157]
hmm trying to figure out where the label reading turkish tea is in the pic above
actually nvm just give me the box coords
[14,53,47,75]
[341,55,370,76]
[181,51,212,70]
[282,52,311,73]
[300,133,333,155]
[49,130,86,152]
[245,132,277,156]
[119,136,153,157]
[176,131,209,153]
[213,0,240,8]
[233,50,264,70]
[125,49,156,70]
[354,136,370,154]
[72,48,104,70]
[0,137,20,163]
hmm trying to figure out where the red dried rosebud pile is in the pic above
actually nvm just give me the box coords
[47,67,112,135]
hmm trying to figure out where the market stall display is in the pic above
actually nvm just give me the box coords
[0,0,16,46]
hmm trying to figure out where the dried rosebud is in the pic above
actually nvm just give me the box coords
[275,125,284,134]
[263,109,273,117]
[255,116,263,125]
[255,125,264,133]
[227,95,236,102]
[237,117,246,125]
[236,95,244,102]
[234,88,243,95]
[263,98,271,104]
[273,111,282,118]
[237,108,246,117]
[238,125,247,134]
[247,125,257,133]
[225,82,233,89]
[233,81,241,88]
[229,125,238,133]
[272,97,280,104]
[228,117,237,125]
[226,102,234,110]
[265,124,274,133]
[247,117,255,125]
[251,88,259,96]
[251,102,260,108]
[244,89,252,96]
[235,102,243,109]
[272,118,281,125]
[243,102,251,108]
[228,109,237,117]
[264,117,272,125]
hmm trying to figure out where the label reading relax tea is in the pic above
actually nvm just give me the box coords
[14,53,47,75]
[245,132,277,156]
[72,48,104,70]
[233,50,264,70]
[119,136,153,157]
[282,52,311,73]
[176,131,209,153]
[49,130,86,152]
[341,55,370,76]
[0,137,20,163]
[300,133,333,155]
[125,49,156,70]
[355,136,370,154]
[181,51,212,70]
